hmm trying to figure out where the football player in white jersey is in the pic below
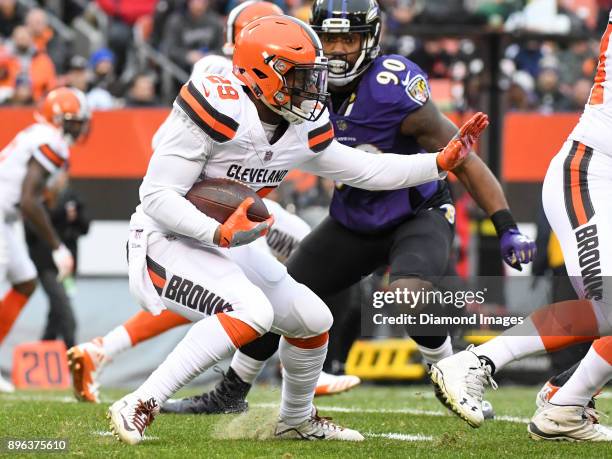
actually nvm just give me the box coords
[68,1,358,405]
[67,195,318,405]
[430,11,612,441]
[0,87,89,392]
[107,15,488,445]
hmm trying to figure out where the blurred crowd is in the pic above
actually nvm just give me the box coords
[0,0,610,110]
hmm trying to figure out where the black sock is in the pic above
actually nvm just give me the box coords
[478,355,496,375]
[238,332,281,361]
[411,334,448,350]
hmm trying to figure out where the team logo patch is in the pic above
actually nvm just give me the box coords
[336,119,348,131]
[263,150,273,162]
[405,75,430,106]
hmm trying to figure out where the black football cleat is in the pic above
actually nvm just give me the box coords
[161,367,251,414]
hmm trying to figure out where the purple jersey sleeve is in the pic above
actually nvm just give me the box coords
[363,55,431,117]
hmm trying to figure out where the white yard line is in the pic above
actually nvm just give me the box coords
[0,394,531,424]
[0,393,75,403]
[92,431,159,441]
[254,403,529,424]
[366,432,434,441]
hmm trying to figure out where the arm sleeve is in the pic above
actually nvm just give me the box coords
[300,139,446,191]
[139,112,220,244]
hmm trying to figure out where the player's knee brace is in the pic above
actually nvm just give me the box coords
[290,287,333,338]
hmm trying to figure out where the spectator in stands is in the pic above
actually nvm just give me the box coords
[150,0,186,50]
[11,75,33,105]
[161,0,223,72]
[126,73,159,106]
[224,0,286,15]
[382,0,424,30]
[65,55,115,110]
[506,41,543,79]
[291,0,314,22]
[25,8,69,74]
[409,40,452,78]
[0,0,26,40]
[505,70,536,111]
[8,26,56,103]
[96,0,157,74]
[557,40,596,96]
[535,65,571,113]
[0,46,18,104]
[65,55,89,93]
[568,78,594,111]
[89,48,121,98]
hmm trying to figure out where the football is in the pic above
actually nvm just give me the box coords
[185,178,270,223]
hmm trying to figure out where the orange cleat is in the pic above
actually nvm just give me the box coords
[315,371,361,397]
[67,338,107,403]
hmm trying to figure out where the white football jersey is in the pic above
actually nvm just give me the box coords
[190,55,233,80]
[262,198,310,260]
[0,123,69,215]
[137,68,442,244]
[569,10,612,155]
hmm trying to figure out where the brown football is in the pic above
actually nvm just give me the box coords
[185,178,270,223]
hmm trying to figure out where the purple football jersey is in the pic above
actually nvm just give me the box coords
[328,54,444,233]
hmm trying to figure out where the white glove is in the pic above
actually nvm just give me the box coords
[52,244,74,281]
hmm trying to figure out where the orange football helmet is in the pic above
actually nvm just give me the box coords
[223,1,283,56]
[36,87,90,145]
[233,15,329,124]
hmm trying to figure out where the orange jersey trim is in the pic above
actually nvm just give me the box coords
[39,144,64,168]
[308,121,334,152]
[176,82,239,142]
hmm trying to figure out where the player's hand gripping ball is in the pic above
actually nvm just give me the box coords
[186,178,274,247]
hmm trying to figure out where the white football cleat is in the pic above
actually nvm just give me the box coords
[0,372,15,393]
[275,407,364,441]
[536,380,600,423]
[67,338,107,403]
[528,402,612,441]
[315,371,361,397]
[108,394,159,445]
[429,346,497,428]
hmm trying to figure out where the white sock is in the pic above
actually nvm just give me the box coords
[550,345,612,406]
[418,336,453,364]
[102,325,132,359]
[136,315,236,404]
[279,337,327,426]
[230,350,266,384]
[474,318,544,371]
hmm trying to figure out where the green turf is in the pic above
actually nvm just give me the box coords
[1,384,610,458]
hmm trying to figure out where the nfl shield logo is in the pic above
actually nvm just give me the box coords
[264,150,273,162]
[336,120,348,131]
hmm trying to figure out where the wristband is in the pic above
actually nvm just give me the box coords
[490,209,518,236]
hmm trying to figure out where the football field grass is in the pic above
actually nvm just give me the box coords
[1,384,610,458]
